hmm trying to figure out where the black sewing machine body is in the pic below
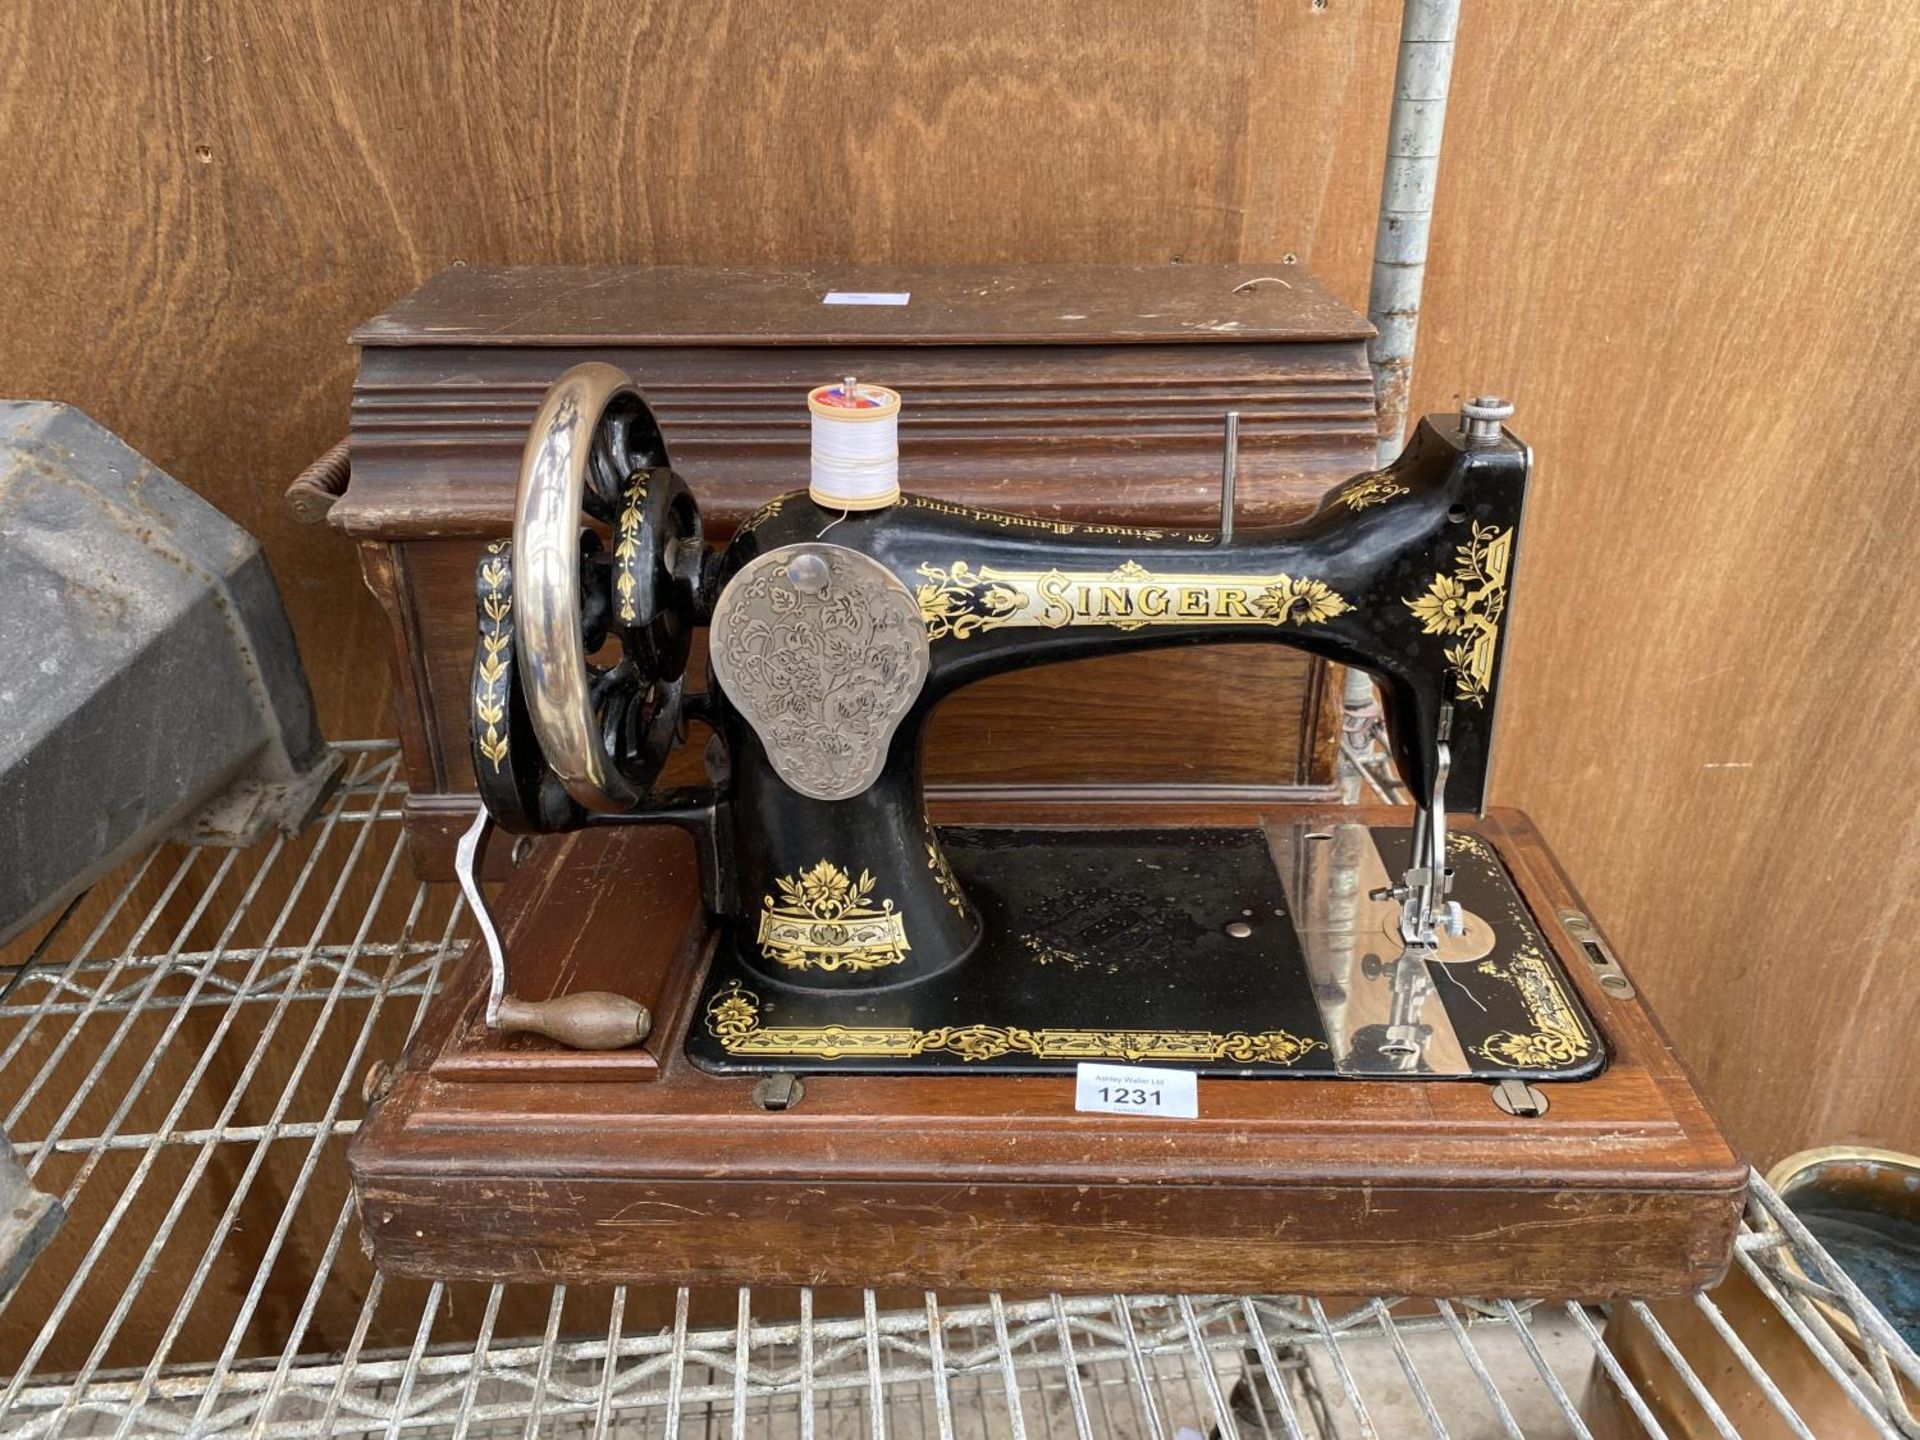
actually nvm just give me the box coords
[464,363,1603,1084]
[709,415,1520,975]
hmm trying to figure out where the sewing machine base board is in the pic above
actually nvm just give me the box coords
[687,825,1605,1080]
[349,804,1745,1298]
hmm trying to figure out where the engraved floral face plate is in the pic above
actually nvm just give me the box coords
[709,543,930,801]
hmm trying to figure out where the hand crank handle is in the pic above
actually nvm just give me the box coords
[457,806,652,1050]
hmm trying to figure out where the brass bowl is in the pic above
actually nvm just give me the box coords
[1766,1145,1920,1351]
[1581,1147,1918,1440]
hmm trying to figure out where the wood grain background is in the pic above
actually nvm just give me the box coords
[1,0,1914,1193]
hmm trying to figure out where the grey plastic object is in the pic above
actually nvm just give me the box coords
[0,1133,62,1303]
[0,402,341,947]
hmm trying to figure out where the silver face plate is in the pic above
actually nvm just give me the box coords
[708,543,930,801]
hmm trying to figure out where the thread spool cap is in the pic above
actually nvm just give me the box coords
[806,379,901,421]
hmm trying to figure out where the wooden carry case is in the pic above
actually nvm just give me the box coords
[324,264,1379,877]
[350,803,1747,1298]
[337,265,1746,1298]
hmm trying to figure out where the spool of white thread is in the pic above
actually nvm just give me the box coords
[807,377,902,511]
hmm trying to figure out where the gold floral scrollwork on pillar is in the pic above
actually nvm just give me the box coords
[1404,522,1512,706]
[612,475,647,624]
[757,861,911,972]
[925,827,968,917]
[474,540,511,771]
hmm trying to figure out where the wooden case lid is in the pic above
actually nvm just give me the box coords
[333,265,1375,869]
[336,263,1378,542]
[352,264,1372,349]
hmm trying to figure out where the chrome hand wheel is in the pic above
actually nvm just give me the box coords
[469,362,702,828]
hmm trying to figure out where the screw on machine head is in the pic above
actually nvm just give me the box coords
[1460,395,1514,449]
[787,550,831,595]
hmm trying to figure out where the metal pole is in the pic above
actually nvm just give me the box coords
[1343,0,1463,802]
[1366,0,1461,464]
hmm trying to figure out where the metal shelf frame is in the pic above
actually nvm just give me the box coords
[1,743,1915,1439]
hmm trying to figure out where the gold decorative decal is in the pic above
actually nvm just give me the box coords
[735,493,787,537]
[1404,522,1511,706]
[613,476,646,624]
[915,559,1352,639]
[1472,949,1593,1068]
[1338,468,1411,511]
[707,982,1324,1065]
[474,540,511,770]
[904,495,1206,541]
[917,561,1028,640]
[1448,831,1497,863]
[757,861,910,972]
[1021,934,1083,968]
[925,832,967,916]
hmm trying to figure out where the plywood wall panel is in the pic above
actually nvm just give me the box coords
[1414,0,1920,1169]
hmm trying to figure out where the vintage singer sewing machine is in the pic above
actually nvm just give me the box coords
[349,361,1744,1298]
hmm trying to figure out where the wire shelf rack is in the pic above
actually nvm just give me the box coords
[2,742,1914,1439]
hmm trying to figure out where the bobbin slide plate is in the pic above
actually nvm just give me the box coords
[709,543,930,800]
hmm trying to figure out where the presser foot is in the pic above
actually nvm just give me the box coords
[1377,908,1495,965]
[1402,893,1467,949]
[455,806,652,1051]
[1365,720,1468,949]
[1280,819,1592,1078]
[1367,874,1465,948]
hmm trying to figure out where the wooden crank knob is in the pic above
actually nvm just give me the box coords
[494,991,652,1050]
